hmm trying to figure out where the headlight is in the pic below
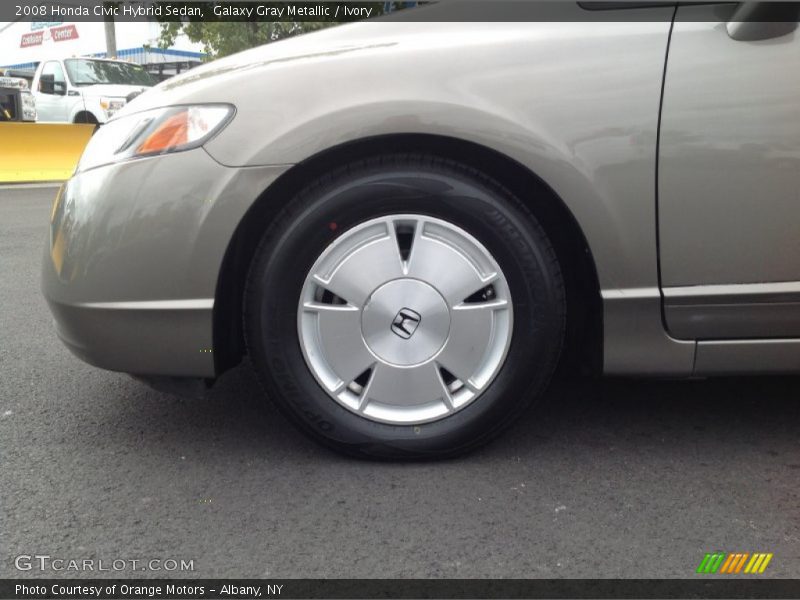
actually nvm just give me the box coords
[99,96,126,118]
[76,104,234,174]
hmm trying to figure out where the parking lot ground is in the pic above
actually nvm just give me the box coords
[1,184,799,579]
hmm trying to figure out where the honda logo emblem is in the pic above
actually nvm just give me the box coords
[391,308,421,339]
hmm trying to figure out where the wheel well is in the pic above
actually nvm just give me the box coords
[74,111,98,124]
[213,134,602,377]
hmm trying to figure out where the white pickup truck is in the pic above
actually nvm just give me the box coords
[31,57,154,124]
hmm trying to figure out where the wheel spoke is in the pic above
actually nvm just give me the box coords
[302,302,374,390]
[407,234,492,306]
[313,230,404,308]
[362,361,451,409]
[437,301,508,388]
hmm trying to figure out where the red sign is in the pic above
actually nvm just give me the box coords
[50,24,79,42]
[20,31,44,48]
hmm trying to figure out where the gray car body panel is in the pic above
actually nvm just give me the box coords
[41,5,800,379]
[660,4,800,288]
[659,3,800,343]
[43,149,287,376]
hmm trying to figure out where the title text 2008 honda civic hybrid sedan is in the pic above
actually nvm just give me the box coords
[42,3,800,457]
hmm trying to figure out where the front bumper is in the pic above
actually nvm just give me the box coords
[42,148,288,377]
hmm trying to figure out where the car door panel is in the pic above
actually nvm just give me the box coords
[659,3,800,339]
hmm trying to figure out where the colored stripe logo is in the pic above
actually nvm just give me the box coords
[697,553,773,574]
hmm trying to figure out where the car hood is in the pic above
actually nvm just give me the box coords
[76,83,151,99]
[111,0,596,121]
[114,0,539,117]
[114,22,400,114]
[110,1,599,121]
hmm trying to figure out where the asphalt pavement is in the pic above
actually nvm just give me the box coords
[1,184,799,579]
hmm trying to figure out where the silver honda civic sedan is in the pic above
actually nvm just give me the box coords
[42,3,800,457]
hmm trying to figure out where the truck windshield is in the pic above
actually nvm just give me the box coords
[64,59,155,87]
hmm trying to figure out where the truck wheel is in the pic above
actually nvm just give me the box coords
[244,155,566,459]
[74,112,98,125]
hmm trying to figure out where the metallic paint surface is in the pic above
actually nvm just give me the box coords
[660,4,800,287]
[664,282,800,339]
[42,149,287,376]
[121,13,674,294]
[112,11,681,374]
[42,8,800,379]
[695,339,800,375]
[602,288,694,376]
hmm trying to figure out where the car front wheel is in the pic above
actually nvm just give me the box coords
[244,155,566,458]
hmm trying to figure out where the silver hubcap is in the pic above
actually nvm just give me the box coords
[298,214,513,425]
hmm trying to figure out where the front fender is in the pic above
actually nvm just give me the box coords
[200,15,693,374]
[205,16,671,295]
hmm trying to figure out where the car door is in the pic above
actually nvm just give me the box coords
[658,2,800,339]
[35,61,70,122]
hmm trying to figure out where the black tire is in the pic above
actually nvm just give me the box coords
[244,155,566,459]
[74,112,98,125]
